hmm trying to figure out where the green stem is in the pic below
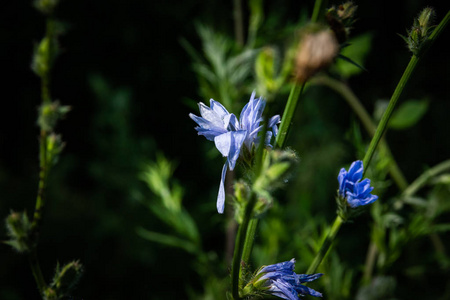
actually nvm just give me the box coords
[362,55,419,175]
[307,215,344,274]
[311,76,408,190]
[233,0,244,47]
[275,83,305,148]
[28,250,46,295]
[241,218,259,266]
[402,159,450,198]
[362,9,450,175]
[231,192,257,300]
[311,0,327,23]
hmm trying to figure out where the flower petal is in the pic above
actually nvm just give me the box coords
[217,163,228,214]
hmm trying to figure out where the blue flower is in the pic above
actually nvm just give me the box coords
[338,160,378,208]
[254,259,323,299]
[189,92,280,214]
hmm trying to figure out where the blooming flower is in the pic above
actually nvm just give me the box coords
[253,259,323,299]
[189,92,280,213]
[338,160,378,208]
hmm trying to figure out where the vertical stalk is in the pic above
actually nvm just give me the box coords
[362,55,419,175]
[275,83,305,148]
[231,193,257,300]
[311,0,327,23]
[306,215,343,274]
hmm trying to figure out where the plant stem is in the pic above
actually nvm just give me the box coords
[402,159,450,198]
[241,218,259,266]
[311,0,327,23]
[28,250,47,295]
[307,215,343,274]
[362,9,450,175]
[275,83,305,148]
[311,76,408,190]
[231,192,257,300]
[362,55,418,175]
[233,0,244,47]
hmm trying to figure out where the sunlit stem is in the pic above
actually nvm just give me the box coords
[275,83,305,148]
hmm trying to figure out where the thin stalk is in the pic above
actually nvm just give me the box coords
[311,76,408,190]
[233,0,244,47]
[402,159,450,198]
[311,0,327,23]
[231,193,257,300]
[241,218,259,266]
[28,250,46,295]
[362,9,450,175]
[275,83,305,148]
[307,215,344,274]
[362,55,419,175]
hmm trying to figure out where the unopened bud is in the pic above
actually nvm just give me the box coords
[34,0,60,15]
[326,2,358,43]
[401,7,436,56]
[4,211,33,253]
[51,261,84,296]
[294,30,338,83]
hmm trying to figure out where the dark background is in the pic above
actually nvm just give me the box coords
[1,0,449,299]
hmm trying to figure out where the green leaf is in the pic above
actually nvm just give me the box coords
[137,227,198,254]
[389,99,429,129]
[334,33,373,78]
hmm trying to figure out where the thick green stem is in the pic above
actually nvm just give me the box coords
[275,83,305,148]
[307,215,344,274]
[231,193,257,300]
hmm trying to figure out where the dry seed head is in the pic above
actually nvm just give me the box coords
[294,30,339,83]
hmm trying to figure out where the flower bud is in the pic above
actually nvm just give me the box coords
[51,261,84,296]
[37,101,71,131]
[34,0,60,15]
[401,7,436,56]
[294,30,338,83]
[4,211,33,253]
[326,2,358,43]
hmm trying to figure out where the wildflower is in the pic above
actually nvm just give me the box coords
[338,160,378,208]
[189,92,280,213]
[250,259,323,299]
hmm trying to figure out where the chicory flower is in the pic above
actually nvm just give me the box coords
[338,160,378,208]
[252,258,323,299]
[189,92,280,213]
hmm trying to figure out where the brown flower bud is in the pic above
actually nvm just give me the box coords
[294,30,339,83]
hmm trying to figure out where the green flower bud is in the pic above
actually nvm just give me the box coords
[34,0,60,15]
[51,261,84,296]
[401,7,436,56]
[4,211,33,253]
[37,101,71,131]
